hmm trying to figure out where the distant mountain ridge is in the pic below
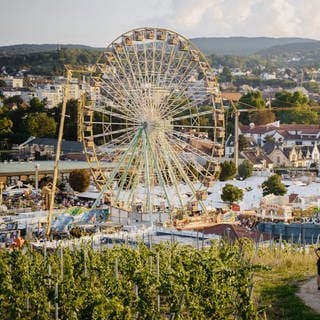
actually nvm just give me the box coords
[190,37,319,56]
[0,37,318,57]
[0,44,104,57]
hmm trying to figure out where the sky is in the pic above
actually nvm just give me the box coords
[1,0,320,47]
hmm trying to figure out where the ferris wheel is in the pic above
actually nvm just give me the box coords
[81,27,225,216]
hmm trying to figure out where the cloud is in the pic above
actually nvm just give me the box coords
[143,0,320,39]
[1,0,320,46]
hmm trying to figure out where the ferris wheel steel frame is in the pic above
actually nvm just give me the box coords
[81,27,225,217]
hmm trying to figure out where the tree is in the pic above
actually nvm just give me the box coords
[239,91,266,110]
[69,169,90,192]
[26,113,56,137]
[54,99,78,140]
[261,174,287,196]
[29,97,46,113]
[220,66,233,82]
[238,160,253,180]
[0,117,13,136]
[273,91,318,124]
[239,91,266,124]
[238,134,249,151]
[250,110,276,125]
[221,184,244,204]
[219,160,236,181]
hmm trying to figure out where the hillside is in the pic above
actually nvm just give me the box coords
[0,44,103,57]
[1,37,320,75]
[0,37,318,58]
[0,48,101,75]
[190,36,318,56]
[256,41,320,67]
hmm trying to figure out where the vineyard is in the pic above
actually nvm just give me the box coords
[0,240,262,319]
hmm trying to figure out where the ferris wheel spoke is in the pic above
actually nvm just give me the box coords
[171,109,213,122]
[155,35,168,87]
[111,51,146,112]
[154,135,185,209]
[89,105,138,123]
[84,121,138,127]
[121,45,150,110]
[98,129,136,148]
[169,129,213,153]
[99,75,144,119]
[157,62,199,116]
[113,136,143,206]
[166,132,212,168]
[165,134,209,180]
[146,135,172,214]
[164,87,211,119]
[91,126,138,139]
[99,82,139,119]
[91,128,144,208]
[160,136,207,212]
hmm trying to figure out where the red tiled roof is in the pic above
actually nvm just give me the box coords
[240,125,279,134]
[221,92,242,101]
[240,124,320,135]
[196,223,271,241]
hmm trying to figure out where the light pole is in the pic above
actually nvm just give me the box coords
[35,163,40,191]
[0,181,3,206]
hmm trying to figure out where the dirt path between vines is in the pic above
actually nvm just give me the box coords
[297,277,320,314]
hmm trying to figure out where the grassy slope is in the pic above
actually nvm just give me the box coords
[253,245,319,319]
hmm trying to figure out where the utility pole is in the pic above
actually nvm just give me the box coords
[46,68,71,237]
[230,101,239,172]
[234,109,239,172]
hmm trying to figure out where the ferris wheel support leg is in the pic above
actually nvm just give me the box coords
[144,132,173,225]
[159,137,185,211]
[91,128,143,209]
[162,137,207,214]
[142,131,152,226]
[114,129,143,205]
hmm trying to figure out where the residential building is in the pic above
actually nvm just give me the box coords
[239,122,320,148]
[241,148,273,170]
[0,76,24,88]
[263,142,320,168]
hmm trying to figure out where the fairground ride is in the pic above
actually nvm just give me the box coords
[47,27,224,235]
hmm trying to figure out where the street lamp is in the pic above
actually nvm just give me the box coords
[0,181,3,206]
[35,163,40,191]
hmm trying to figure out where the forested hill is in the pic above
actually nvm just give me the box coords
[190,36,318,56]
[0,37,317,58]
[0,44,103,57]
[1,37,320,75]
[0,48,101,75]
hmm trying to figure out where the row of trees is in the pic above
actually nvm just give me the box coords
[220,173,287,205]
[238,90,319,125]
[0,241,261,319]
[0,96,79,145]
[219,160,253,181]
[218,158,286,204]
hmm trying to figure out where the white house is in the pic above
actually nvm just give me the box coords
[239,122,320,148]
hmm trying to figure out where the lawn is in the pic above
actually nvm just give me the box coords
[253,244,319,319]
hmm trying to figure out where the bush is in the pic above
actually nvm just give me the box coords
[219,160,236,181]
[238,160,253,180]
[221,183,244,204]
[69,169,90,192]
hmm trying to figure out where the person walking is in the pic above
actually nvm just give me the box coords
[316,248,320,290]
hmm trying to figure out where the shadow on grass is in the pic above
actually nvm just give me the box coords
[262,282,319,320]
